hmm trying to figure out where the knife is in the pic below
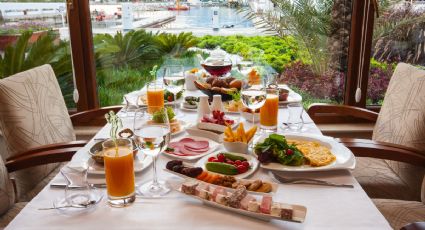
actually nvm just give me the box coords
[271,172,354,188]
[50,183,107,189]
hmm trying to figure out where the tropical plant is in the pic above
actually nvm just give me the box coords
[93,29,160,70]
[154,32,198,58]
[240,0,333,74]
[0,31,74,106]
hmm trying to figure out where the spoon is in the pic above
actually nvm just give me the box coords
[39,200,97,210]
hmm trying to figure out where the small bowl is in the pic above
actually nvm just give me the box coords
[223,141,249,154]
[89,140,138,164]
[241,111,260,123]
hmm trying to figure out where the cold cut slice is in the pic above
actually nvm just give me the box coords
[184,140,209,150]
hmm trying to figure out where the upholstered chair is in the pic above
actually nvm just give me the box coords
[0,65,121,202]
[308,63,425,229]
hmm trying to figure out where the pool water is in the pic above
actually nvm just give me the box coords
[167,6,254,29]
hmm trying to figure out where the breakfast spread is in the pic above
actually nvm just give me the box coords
[179,181,295,221]
[165,160,273,193]
[254,134,336,167]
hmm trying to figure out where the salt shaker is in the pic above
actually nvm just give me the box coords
[197,95,211,120]
[210,95,224,112]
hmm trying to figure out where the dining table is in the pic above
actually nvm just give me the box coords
[5,89,392,230]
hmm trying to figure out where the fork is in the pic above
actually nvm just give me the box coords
[38,200,97,210]
[270,172,354,188]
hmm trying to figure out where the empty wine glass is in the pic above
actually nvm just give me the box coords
[163,65,185,118]
[133,107,171,197]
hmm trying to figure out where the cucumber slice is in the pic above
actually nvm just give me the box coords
[205,162,238,175]
[223,152,247,161]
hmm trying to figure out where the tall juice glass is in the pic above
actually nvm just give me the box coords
[260,89,279,131]
[102,138,136,207]
[147,82,164,114]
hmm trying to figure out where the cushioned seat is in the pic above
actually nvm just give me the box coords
[354,158,419,201]
[0,202,27,229]
[373,199,425,230]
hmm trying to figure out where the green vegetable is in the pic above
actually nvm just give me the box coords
[205,162,238,175]
[254,134,304,166]
[222,152,247,161]
[164,89,183,101]
[152,106,175,123]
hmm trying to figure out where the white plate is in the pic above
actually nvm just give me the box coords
[171,120,190,136]
[197,116,240,133]
[87,155,153,175]
[255,133,356,172]
[175,187,306,223]
[195,151,259,179]
[163,135,220,160]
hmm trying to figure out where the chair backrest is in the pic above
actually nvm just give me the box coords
[0,156,14,216]
[373,63,425,202]
[0,64,75,199]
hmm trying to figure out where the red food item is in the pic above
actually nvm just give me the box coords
[212,159,220,162]
[237,165,248,174]
[260,196,273,214]
[286,149,293,155]
[235,160,242,166]
[217,153,225,162]
[184,140,209,150]
[208,157,216,162]
[242,161,250,167]
[201,110,235,126]
[226,160,234,165]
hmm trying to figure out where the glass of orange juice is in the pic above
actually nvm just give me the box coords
[147,82,164,114]
[260,88,279,131]
[102,138,136,207]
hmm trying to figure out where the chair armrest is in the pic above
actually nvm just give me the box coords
[70,106,123,126]
[5,141,88,173]
[337,138,425,167]
[307,103,379,124]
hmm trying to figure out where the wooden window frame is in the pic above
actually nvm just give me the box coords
[67,0,379,111]
[66,0,99,111]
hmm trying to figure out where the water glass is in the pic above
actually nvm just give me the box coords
[60,164,92,207]
[287,103,304,131]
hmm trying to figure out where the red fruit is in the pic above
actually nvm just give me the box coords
[242,161,250,167]
[208,157,216,162]
[286,149,294,155]
[235,160,242,165]
[217,154,225,162]
[237,165,248,174]
[212,159,220,162]
[226,160,234,165]
[167,95,173,102]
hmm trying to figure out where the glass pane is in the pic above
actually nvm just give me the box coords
[367,1,425,105]
[88,1,352,108]
[0,2,76,108]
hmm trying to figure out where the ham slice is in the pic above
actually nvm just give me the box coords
[260,196,273,214]
[167,138,210,156]
[184,141,209,150]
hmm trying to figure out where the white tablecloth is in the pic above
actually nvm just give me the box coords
[5,95,391,230]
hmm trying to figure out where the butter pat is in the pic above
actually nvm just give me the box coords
[270,203,282,217]
[247,201,260,212]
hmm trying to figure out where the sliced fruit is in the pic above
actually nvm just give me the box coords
[206,174,219,184]
[196,171,208,180]
[255,182,272,193]
[202,173,213,182]
[205,162,238,175]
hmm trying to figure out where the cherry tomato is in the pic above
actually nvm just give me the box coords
[286,149,294,155]
[217,154,225,162]
[235,160,242,165]
[237,165,248,174]
[212,159,220,162]
[208,157,216,162]
[226,160,234,165]
[242,161,250,167]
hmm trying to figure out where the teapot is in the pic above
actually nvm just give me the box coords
[200,46,232,77]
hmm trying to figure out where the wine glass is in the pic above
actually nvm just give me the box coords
[133,107,171,197]
[163,65,185,118]
[240,77,267,144]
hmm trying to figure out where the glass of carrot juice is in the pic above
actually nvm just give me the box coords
[260,88,279,131]
[147,82,164,114]
[102,138,136,207]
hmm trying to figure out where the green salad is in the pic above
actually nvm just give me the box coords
[254,134,304,166]
[152,107,175,123]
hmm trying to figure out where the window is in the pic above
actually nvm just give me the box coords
[367,1,425,105]
[0,1,76,108]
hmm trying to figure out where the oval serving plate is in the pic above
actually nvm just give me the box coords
[254,133,356,172]
[195,151,259,179]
